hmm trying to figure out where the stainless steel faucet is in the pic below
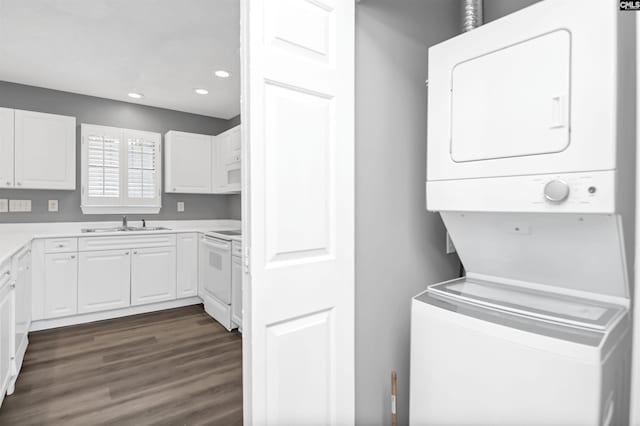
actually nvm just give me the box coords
[122,216,127,229]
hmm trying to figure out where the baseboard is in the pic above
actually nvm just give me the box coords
[30,297,203,331]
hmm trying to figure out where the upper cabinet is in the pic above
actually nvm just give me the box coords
[213,125,241,194]
[164,125,241,194]
[165,131,213,193]
[0,109,76,190]
[0,108,14,188]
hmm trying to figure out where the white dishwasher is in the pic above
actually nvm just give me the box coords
[199,235,233,330]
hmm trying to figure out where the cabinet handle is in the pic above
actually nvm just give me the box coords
[10,283,15,289]
[16,182,21,186]
[124,252,130,255]
[133,251,138,255]
[5,181,10,186]
[57,244,65,248]
[2,271,9,276]
[70,255,76,259]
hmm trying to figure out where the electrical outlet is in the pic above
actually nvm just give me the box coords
[177,202,185,212]
[0,199,7,213]
[48,199,59,212]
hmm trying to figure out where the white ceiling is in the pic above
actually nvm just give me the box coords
[0,0,240,119]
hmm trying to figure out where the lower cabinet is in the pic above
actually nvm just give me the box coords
[177,233,198,298]
[44,252,78,318]
[231,255,242,328]
[78,250,131,313]
[0,279,14,404]
[131,246,177,306]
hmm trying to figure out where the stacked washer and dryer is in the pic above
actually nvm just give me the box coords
[410,1,635,425]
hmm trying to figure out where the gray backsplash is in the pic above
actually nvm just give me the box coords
[0,81,241,223]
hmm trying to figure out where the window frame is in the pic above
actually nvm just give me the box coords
[81,123,162,214]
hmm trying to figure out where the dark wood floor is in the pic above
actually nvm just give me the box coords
[0,305,243,426]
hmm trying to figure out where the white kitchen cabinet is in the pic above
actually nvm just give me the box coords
[177,233,198,298]
[14,110,76,190]
[44,252,78,318]
[12,247,31,382]
[131,246,176,306]
[0,108,14,189]
[213,125,241,193]
[0,276,13,405]
[78,250,131,313]
[165,131,213,193]
[231,255,242,329]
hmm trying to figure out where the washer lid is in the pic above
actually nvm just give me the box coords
[429,278,626,331]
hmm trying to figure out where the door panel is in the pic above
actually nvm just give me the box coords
[78,250,130,313]
[14,110,76,190]
[44,253,78,318]
[0,108,14,189]
[177,233,198,298]
[131,246,176,306]
[242,0,354,423]
[165,132,212,193]
[451,30,571,162]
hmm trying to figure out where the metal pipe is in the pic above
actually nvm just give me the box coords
[462,0,483,32]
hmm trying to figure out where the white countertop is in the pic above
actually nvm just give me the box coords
[0,219,242,266]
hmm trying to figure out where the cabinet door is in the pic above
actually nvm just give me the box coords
[211,131,228,193]
[0,284,13,401]
[78,250,130,313]
[177,233,198,298]
[131,246,176,306]
[44,253,78,318]
[0,108,14,189]
[231,255,242,327]
[212,126,241,193]
[14,110,76,190]
[14,248,31,342]
[165,132,212,193]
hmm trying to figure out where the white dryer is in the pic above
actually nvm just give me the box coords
[411,0,635,424]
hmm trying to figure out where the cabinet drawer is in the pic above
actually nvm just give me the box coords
[44,238,78,253]
[79,234,177,251]
[232,241,242,257]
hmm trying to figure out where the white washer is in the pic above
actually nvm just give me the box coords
[410,278,630,426]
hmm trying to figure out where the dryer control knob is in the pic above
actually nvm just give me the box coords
[544,179,570,203]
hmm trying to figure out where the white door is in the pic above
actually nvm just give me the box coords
[177,233,198,298]
[0,282,13,401]
[165,131,212,193]
[78,250,130,313]
[44,253,78,318]
[131,246,177,306]
[242,0,355,423]
[0,108,14,189]
[14,110,76,190]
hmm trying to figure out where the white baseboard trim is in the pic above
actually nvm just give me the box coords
[30,297,203,331]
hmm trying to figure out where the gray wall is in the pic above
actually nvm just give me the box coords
[484,0,542,23]
[0,81,239,223]
[355,1,461,424]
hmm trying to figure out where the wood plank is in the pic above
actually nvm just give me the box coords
[0,305,243,425]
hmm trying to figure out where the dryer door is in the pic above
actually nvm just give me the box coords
[451,30,571,163]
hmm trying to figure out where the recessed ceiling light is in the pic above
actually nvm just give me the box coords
[128,92,143,99]
[214,70,231,78]
[194,88,209,95]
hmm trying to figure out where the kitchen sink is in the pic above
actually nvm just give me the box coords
[81,226,170,233]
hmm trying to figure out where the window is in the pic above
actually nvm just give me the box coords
[81,124,162,214]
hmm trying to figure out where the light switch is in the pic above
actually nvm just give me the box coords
[177,202,185,212]
[48,200,59,212]
[0,199,7,213]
